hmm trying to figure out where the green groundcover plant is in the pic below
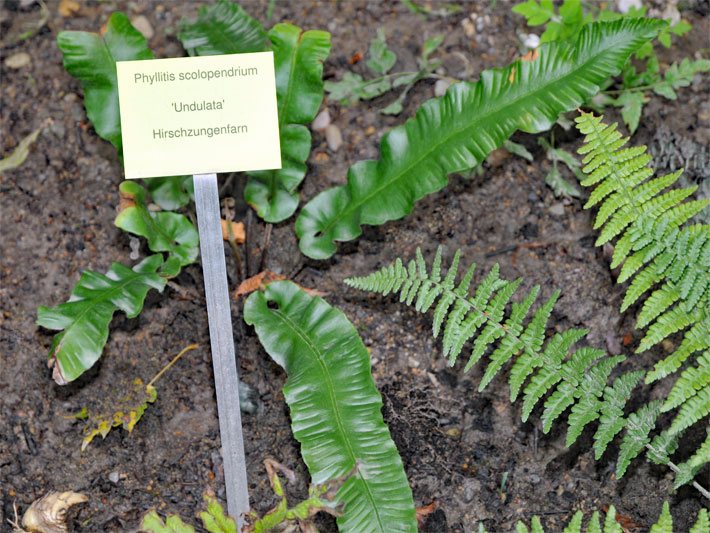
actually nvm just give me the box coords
[40,0,710,530]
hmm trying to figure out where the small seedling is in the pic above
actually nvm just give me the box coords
[513,0,710,132]
[325,29,448,115]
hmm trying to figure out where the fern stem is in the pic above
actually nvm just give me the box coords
[644,443,710,501]
[147,343,198,388]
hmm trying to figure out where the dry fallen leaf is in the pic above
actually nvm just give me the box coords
[508,66,516,83]
[521,48,539,62]
[58,0,80,17]
[415,501,438,528]
[235,271,286,298]
[220,219,245,243]
[18,491,88,533]
[234,271,327,299]
[0,124,45,174]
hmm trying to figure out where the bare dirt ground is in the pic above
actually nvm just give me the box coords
[1,1,708,531]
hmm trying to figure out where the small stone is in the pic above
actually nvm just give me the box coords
[529,474,541,485]
[549,202,566,216]
[434,79,451,97]
[324,124,342,152]
[129,237,141,261]
[462,479,480,502]
[131,15,154,40]
[523,34,540,49]
[49,121,66,139]
[4,52,31,69]
[311,109,331,132]
[108,471,120,484]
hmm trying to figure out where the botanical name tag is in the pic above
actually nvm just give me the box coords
[117,52,281,179]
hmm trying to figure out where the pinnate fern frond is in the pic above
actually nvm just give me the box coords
[510,502,709,533]
[346,248,641,463]
[575,112,709,485]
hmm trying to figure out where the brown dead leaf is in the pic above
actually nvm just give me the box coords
[601,504,642,532]
[416,501,438,528]
[58,0,80,17]
[234,271,327,299]
[220,219,245,243]
[521,48,539,62]
[118,189,136,213]
[235,271,286,298]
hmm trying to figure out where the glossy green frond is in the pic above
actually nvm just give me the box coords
[244,281,416,532]
[296,19,663,259]
[244,24,331,222]
[115,181,199,270]
[56,12,153,153]
[576,112,710,485]
[178,0,268,56]
[37,255,167,384]
[346,247,640,461]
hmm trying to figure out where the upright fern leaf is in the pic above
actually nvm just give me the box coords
[575,112,709,485]
[346,248,645,465]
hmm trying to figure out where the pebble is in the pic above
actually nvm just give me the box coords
[4,52,31,69]
[108,471,120,484]
[324,124,343,152]
[549,202,566,216]
[462,479,481,503]
[131,15,154,40]
[523,34,540,49]
[129,237,141,260]
[434,79,451,97]
[311,109,331,132]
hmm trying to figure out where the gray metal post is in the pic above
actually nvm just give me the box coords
[193,173,250,526]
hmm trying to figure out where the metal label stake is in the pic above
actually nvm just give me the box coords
[193,173,249,525]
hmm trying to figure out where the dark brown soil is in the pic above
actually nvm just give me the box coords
[1,1,708,531]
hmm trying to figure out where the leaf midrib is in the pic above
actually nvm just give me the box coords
[312,28,638,240]
[272,307,386,531]
[49,271,154,377]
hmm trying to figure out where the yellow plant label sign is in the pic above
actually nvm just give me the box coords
[117,52,281,179]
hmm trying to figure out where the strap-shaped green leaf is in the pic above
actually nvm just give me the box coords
[244,281,416,532]
[56,12,153,153]
[178,0,268,56]
[295,19,663,259]
[115,181,199,269]
[37,255,167,384]
[245,24,330,222]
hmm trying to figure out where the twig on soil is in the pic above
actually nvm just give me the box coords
[147,343,199,388]
[166,281,201,301]
[258,223,273,273]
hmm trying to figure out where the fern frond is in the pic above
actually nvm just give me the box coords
[515,503,710,533]
[649,502,672,533]
[576,112,710,486]
[675,430,710,488]
[346,248,638,461]
[617,400,662,477]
